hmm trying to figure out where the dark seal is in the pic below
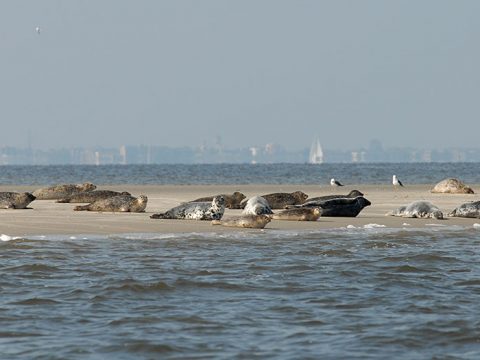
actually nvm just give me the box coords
[74,195,148,212]
[317,197,371,217]
[56,190,131,203]
[33,182,97,200]
[190,192,246,209]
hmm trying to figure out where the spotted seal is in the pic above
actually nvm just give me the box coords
[386,201,443,219]
[271,207,321,221]
[242,196,274,215]
[56,190,131,203]
[189,192,246,209]
[74,194,148,212]
[448,201,480,218]
[431,178,474,194]
[33,182,97,200]
[317,196,371,217]
[150,196,225,220]
[212,214,272,229]
[0,192,36,209]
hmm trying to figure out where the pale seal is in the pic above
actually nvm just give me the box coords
[212,214,272,229]
[0,192,36,209]
[56,190,131,203]
[317,197,371,217]
[150,196,225,220]
[431,178,474,194]
[33,182,97,200]
[242,196,274,215]
[271,207,321,221]
[448,201,480,218]
[386,201,443,219]
[74,194,148,212]
[190,192,246,209]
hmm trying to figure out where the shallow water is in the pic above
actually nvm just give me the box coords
[2,226,480,359]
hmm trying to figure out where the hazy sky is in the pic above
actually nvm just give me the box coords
[1,1,479,151]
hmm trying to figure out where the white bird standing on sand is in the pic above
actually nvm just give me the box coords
[330,178,344,187]
[392,175,404,187]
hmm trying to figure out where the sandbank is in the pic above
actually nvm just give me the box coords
[1,184,479,237]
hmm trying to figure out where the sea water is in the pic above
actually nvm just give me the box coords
[1,164,480,359]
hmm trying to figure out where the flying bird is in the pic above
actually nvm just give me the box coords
[330,178,344,187]
[392,175,404,187]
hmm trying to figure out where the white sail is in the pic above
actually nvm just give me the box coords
[309,138,324,164]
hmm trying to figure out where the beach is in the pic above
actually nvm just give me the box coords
[2,184,479,237]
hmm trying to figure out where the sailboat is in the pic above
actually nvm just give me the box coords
[309,138,324,164]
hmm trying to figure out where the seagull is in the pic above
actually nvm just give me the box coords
[392,175,404,187]
[330,178,344,187]
[35,26,41,34]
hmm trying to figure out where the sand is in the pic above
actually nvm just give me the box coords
[1,184,480,237]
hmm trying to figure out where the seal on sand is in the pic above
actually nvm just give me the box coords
[242,196,274,215]
[431,178,474,194]
[0,192,36,209]
[190,192,246,209]
[286,190,365,209]
[212,214,272,229]
[386,201,443,219]
[74,194,148,212]
[317,197,371,217]
[271,207,321,221]
[56,190,131,203]
[150,196,225,220]
[260,191,308,209]
[33,182,97,200]
[448,201,480,218]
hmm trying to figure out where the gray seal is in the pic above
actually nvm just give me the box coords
[431,178,474,194]
[240,191,308,209]
[448,201,480,218]
[242,196,274,215]
[74,195,148,212]
[387,201,443,219]
[317,197,371,217]
[299,190,364,206]
[0,192,36,209]
[212,214,272,229]
[33,182,97,200]
[151,196,225,220]
[190,192,246,209]
[56,190,131,203]
[271,207,321,221]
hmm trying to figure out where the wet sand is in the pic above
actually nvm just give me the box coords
[1,184,479,237]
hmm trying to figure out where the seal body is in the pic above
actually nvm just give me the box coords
[212,215,272,229]
[431,178,474,194]
[271,207,321,221]
[33,182,97,200]
[242,196,274,215]
[387,201,443,219]
[448,201,480,218]
[74,195,148,212]
[56,190,131,203]
[317,197,371,217]
[300,190,364,206]
[259,191,308,209]
[151,196,225,220]
[190,192,245,209]
[0,192,36,209]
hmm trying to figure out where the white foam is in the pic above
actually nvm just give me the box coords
[363,224,386,229]
[402,223,411,226]
[346,225,356,229]
[0,234,21,242]
[474,223,480,229]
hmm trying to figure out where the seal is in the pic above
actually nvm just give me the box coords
[150,196,225,220]
[242,196,274,215]
[33,182,97,200]
[212,214,272,229]
[0,192,36,209]
[386,201,443,219]
[260,191,308,209]
[448,201,480,218]
[300,190,364,205]
[74,194,148,212]
[431,178,474,194]
[271,207,321,221]
[190,192,246,209]
[56,190,131,203]
[316,196,371,217]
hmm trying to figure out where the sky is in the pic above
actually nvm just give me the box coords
[1,0,479,151]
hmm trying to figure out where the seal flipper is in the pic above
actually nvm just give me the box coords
[74,204,89,211]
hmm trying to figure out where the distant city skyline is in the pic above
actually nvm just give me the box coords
[1,1,479,151]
